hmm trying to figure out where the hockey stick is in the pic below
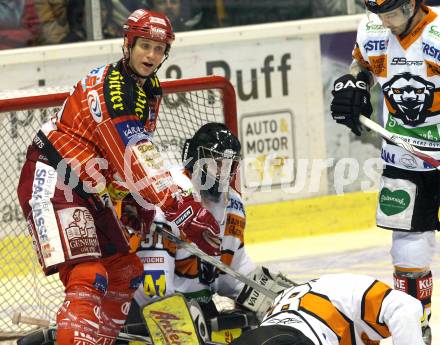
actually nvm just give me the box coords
[154,224,278,300]
[359,115,440,169]
[12,311,224,345]
[12,311,154,344]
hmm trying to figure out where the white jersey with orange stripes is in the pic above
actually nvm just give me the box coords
[353,5,440,171]
[173,185,255,301]
[133,166,255,306]
[261,273,424,344]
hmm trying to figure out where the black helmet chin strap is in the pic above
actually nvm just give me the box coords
[154,53,169,74]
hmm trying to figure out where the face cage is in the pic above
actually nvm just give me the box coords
[196,146,241,183]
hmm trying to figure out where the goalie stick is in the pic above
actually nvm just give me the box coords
[154,224,278,300]
[12,311,224,345]
[359,115,440,169]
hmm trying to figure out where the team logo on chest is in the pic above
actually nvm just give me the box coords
[382,72,435,126]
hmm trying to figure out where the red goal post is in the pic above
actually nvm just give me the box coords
[0,75,237,338]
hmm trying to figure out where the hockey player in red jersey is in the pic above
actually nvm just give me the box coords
[330,0,437,342]
[16,8,220,345]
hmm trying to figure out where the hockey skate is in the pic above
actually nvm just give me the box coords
[422,324,432,345]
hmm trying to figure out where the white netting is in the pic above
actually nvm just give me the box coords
[0,77,233,338]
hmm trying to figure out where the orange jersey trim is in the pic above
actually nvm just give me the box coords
[220,251,234,266]
[175,256,198,278]
[353,44,372,71]
[425,60,440,77]
[361,280,392,338]
[398,5,437,50]
[224,214,245,242]
[299,292,355,345]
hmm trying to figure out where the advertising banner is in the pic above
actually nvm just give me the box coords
[0,17,365,204]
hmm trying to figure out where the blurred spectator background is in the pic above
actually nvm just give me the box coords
[311,0,365,17]
[0,0,419,51]
[0,0,39,49]
[426,0,440,5]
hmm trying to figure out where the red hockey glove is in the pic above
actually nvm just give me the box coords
[120,197,156,252]
[164,195,221,256]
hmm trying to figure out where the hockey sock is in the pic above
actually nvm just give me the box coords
[57,262,108,345]
[97,253,143,345]
[394,268,433,322]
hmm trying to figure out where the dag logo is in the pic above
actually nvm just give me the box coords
[87,90,103,123]
[383,73,435,126]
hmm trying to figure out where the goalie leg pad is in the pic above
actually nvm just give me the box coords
[142,294,203,345]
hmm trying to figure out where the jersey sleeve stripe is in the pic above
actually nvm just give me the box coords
[352,44,372,71]
[299,291,355,345]
[361,280,392,338]
[220,251,233,266]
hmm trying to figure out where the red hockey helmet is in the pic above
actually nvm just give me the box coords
[123,9,175,49]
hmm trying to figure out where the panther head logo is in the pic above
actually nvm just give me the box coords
[383,72,435,126]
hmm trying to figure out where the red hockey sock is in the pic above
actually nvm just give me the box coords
[57,261,108,345]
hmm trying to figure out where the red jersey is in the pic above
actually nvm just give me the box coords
[33,60,177,210]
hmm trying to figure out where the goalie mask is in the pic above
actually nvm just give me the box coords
[182,123,241,201]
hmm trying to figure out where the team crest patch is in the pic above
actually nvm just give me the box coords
[58,207,101,259]
[382,73,435,126]
[379,188,410,216]
[87,90,103,123]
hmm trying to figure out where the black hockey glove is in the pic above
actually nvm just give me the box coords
[331,71,372,136]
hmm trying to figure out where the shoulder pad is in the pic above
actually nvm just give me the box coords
[358,15,389,42]
[80,64,108,91]
[227,191,245,217]
[169,166,193,195]
[103,64,130,118]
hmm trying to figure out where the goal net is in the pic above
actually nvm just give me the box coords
[0,75,237,338]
